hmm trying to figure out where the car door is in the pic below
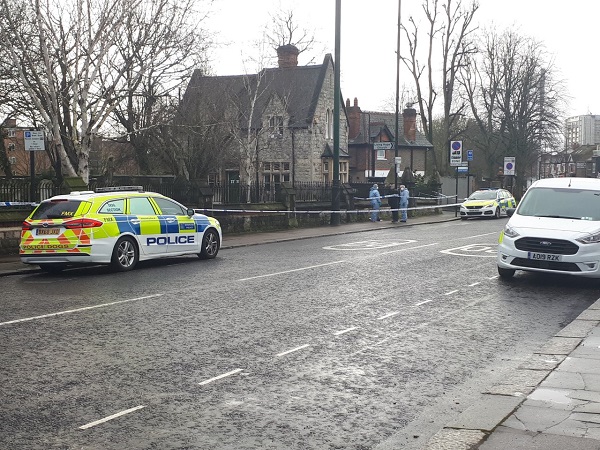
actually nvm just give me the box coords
[127,196,167,256]
[151,196,199,254]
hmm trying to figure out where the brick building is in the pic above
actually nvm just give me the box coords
[1,118,52,177]
[346,98,433,183]
[180,45,350,186]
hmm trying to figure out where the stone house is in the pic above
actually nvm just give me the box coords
[180,45,350,187]
[345,98,433,183]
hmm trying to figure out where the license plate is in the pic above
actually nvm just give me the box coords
[37,228,60,235]
[528,252,561,261]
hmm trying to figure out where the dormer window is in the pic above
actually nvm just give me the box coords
[269,116,284,135]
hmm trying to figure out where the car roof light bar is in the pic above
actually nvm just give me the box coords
[95,186,145,193]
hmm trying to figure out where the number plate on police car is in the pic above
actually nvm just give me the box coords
[37,228,60,235]
[528,252,561,261]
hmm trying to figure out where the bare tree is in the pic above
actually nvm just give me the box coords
[401,0,479,173]
[0,0,212,184]
[461,28,565,195]
[266,9,316,59]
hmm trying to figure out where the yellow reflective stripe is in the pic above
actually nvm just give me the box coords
[139,217,161,235]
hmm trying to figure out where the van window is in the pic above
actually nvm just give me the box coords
[517,187,600,220]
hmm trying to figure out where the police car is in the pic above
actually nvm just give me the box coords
[20,186,222,273]
[460,188,516,219]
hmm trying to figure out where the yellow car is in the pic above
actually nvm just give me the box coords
[460,188,517,220]
[20,186,222,273]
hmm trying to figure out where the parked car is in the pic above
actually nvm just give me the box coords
[460,188,516,219]
[20,186,222,273]
[497,177,600,279]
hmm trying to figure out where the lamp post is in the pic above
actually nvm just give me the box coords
[331,0,341,225]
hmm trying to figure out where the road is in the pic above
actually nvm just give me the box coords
[1,218,599,449]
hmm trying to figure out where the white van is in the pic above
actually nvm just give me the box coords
[497,177,600,279]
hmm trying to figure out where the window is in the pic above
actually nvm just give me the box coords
[377,150,386,160]
[325,109,331,139]
[328,110,334,139]
[8,143,15,151]
[263,162,271,171]
[128,197,155,215]
[153,197,186,215]
[263,161,291,185]
[269,115,284,135]
[31,200,84,219]
[9,156,16,164]
[323,161,329,172]
[7,129,15,137]
[98,199,125,214]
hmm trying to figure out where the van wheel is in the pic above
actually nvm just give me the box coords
[498,267,515,279]
[494,207,501,219]
[111,236,139,272]
[199,229,220,259]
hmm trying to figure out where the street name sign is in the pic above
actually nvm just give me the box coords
[373,142,394,150]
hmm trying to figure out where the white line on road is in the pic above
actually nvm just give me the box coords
[198,368,243,386]
[238,261,347,281]
[378,242,439,256]
[334,327,359,336]
[468,282,481,287]
[377,311,400,320]
[444,290,459,295]
[277,344,310,357]
[0,294,164,327]
[414,300,433,306]
[488,275,499,280]
[79,405,146,430]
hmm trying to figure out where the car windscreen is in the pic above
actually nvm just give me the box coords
[30,200,84,220]
[517,187,600,220]
[468,191,496,200]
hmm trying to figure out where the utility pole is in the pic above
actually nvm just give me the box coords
[394,0,402,189]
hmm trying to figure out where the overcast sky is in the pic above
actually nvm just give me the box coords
[206,0,599,119]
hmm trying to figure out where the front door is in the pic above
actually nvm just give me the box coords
[227,171,240,204]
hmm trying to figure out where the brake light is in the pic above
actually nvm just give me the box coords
[63,218,104,229]
[22,221,32,231]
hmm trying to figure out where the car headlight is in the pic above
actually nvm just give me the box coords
[576,231,600,244]
[484,202,496,208]
[503,224,519,238]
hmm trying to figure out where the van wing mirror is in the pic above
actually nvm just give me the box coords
[506,207,515,217]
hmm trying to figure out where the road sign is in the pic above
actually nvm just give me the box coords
[373,142,394,150]
[456,166,468,174]
[450,141,462,166]
[504,156,515,176]
[394,157,401,165]
[24,130,45,151]
[467,150,473,161]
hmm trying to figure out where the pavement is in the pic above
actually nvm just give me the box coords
[3,210,600,450]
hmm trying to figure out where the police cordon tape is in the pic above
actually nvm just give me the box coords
[195,202,462,215]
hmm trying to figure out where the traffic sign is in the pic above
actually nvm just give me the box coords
[456,166,468,173]
[450,141,462,166]
[504,156,515,176]
[374,142,394,150]
[24,130,45,151]
[467,150,473,161]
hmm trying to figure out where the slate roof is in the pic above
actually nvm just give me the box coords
[181,54,337,130]
[350,111,433,148]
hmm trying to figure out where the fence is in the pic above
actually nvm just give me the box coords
[0,177,446,207]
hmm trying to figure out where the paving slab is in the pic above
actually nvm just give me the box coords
[579,310,600,321]
[421,428,486,450]
[537,337,582,355]
[557,320,600,338]
[559,357,600,375]
[444,394,523,431]
[518,354,565,371]
[479,426,600,450]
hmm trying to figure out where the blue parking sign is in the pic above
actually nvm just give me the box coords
[467,150,473,161]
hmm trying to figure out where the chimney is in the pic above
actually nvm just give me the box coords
[276,44,299,68]
[348,97,361,139]
[403,107,417,142]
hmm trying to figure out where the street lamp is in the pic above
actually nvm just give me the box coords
[331,0,341,225]
[394,0,402,189]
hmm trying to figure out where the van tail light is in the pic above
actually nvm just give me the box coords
[63,218,104,229]
[22,221,32,231]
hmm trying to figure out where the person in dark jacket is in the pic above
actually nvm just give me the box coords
[386,184,400,223]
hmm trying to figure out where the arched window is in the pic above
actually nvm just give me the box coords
[325,109,331,139]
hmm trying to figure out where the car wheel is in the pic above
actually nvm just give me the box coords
[199,229,220,259]
[39,263,67,274]
[110,236,139,272]
[494,207,501,219]
[498,267,515,279]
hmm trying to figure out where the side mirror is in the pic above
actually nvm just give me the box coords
[506,208,515,217]
[187,207,195,217]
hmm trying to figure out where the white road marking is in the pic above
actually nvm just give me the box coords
[238,261,346,281]
[79,405,146,430]
[378,242,438,256]
[0,294,164,327]
[334,327,359,336]
[199,368,243,386]
[441,243,497,258]
[377,311,400,320]
[277,344,310,357]
[444,290,459,295]
[488,275,499,280]
[323,240,416,250]
[414,300,433,306]
[468,282,481,287]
